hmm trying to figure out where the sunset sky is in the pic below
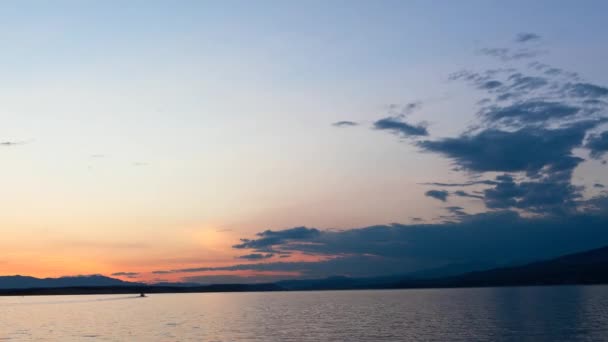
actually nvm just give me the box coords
[2,1,608,283]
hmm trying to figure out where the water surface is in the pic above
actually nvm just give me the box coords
[1,286,608,341]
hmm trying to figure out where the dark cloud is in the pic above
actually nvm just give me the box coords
[421,180,498,187]
[587,131,608,159]
[594,183,605,189]
[151,270,171,274]
[418,123,590,176]
[483,174,581,215]
[527,62,580,80]
[454,190,484,200]
[479,47,543,61]
[566,83,608,99]
[373,117,428,137]
[451,70,555,104]
[480,80,503,89]
[233,226,321,253]
[452,70,601,115]
[111,272,139,278]
[425,190,449,202]
[155,209,608,280]
[332,121,358,127]
[403,102,421,114]
[199,33,608,283]
[507,73,548,91]
[445,206,468,217]
[515,32,541,43]
[420,123,590,214]
[584,194,608,214]
[481,101,579,126]
[392,102,422,116]
[424,48,607,215]
[237,253,274,260]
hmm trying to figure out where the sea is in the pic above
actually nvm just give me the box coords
[2,285,608,341]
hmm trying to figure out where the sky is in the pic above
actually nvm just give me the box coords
[1,1,608,283]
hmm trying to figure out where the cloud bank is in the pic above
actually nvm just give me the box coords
[152,33,608,283]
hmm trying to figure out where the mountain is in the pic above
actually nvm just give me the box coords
[0,275,205,290]
[281,245,608,290]
[3,245,608,295]
[412,245,608,288]
[0,274,282,295]
[0,283,283,296]
[148,281,202,287]
[0,275,139,289]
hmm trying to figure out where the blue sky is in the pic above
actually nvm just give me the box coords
[1,1,608,282]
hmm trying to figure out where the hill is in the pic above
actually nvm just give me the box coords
[0,275,138,289]
[412,245,608,288]
[3,245,608,295]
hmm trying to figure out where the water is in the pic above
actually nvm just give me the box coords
[2,286,608,341]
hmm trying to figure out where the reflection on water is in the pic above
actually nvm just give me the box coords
[1,286,608,341]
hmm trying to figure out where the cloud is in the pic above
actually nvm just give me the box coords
[420,180,498,187]
[237,253,274,260]
[527,62,577,78]
[373,117,428,137]
[566,83,608,98]
[387,102,422,116]
[587,132,608,159]
[594,183,605,189]
[453,190,484,200]
[483,174,581,214]
[515,32,541,43]
[233,226,321,253]
[479,47,543,61]
[479,80,503,89]
[445,206,468,217]
[153,33,608,283]
[402,102,421,114]
[155,208,608,280]
[507,73,549,91]
[418,123,590,176]
[425,190,449,202]
[389,35,608,217]
[111,272,139,278]
[332,121,358,127]
[481,101,579,126]
[419,122,592,214]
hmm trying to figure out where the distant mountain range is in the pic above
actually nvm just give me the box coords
[0,275,136,289]
[279,245,608,290]
[0,275,208,290]
[2,245,608,295]
[412,244,608,288]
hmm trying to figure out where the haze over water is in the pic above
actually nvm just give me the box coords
[2,286,608,341]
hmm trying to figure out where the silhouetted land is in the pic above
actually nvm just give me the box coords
[3,245,608,296]
[0,283,283,296]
